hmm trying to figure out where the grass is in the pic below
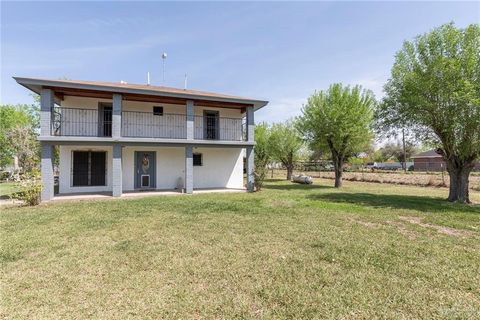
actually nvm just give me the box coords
[0,182,17,197]
[1,179,479,319]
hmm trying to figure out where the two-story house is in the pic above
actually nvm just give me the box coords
[14,77,268,201]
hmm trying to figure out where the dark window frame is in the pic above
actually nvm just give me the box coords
[203,110,219,140]
[98,103,112,137]
[193,153,203,166]
[153,106,164,116]
[71,151,107,187]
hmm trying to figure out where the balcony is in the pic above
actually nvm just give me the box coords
[52,107,112,137]
[122,111,187,139]
[194,115,245,141]
[52,107,246,141]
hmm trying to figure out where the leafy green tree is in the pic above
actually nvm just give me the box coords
[308,149,327,162]
[0,104,38,170]
[7,126,39,174]
[253,123,272,191]
[371,150,386,163]
[297,83,375,187]
[377,23,480,203]
[269,120,303,180]
[380,142,418,167]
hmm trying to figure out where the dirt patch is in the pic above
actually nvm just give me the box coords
[399,216,475,238]
[385,220,419,240]
[348,216,471,240]
[350,217,420,240]
[269,199,296,208]
[276,169,480,190]
[348,217,382,229]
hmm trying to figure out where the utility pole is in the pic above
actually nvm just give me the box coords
[402,128,407,172]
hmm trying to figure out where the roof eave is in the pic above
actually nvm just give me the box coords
[13,77,269,110]
[411,155,443,159]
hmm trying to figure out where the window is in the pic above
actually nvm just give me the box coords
[153,106,164,116]
[203,110,219,139]
[72,151,106,186]
[193,153,203,166]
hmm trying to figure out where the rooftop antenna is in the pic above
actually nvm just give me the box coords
[161,52,167,84]
[184,73,188,90]
[147,72,150,85]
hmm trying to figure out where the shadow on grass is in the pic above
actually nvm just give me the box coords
[263,180,333,191]
[308,192,480,214]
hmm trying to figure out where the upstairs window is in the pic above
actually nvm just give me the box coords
[193,153,203,166]
[153,106,164,116]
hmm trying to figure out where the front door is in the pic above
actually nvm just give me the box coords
[135,151,156,189]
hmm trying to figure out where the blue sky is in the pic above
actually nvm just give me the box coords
[1,1,478,123]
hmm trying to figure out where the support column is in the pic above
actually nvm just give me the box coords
[186,100,194,140]
[40,88,54,136]
[246,146,254,192]
[41,142,54,201]
[112,144,122,197]
[112,93,122,139]
[246,106,254,142]
[185,145,193,194]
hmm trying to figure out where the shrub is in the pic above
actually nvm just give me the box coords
[0,171,10,181]
[11,170,41,206]
[254,168,268,191]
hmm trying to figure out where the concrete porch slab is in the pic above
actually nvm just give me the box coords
[52,188,246,202]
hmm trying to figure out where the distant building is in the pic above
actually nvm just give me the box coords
[411,150,480,172]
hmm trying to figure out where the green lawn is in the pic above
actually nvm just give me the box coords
[0,182,17,197]
[1,179,479,319]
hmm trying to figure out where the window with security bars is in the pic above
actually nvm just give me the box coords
[72,151,107,186]
[193,153,203,166]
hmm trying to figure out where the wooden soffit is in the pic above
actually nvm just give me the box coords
[47,86,252,110]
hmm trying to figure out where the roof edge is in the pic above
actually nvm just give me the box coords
[13,76,269,110]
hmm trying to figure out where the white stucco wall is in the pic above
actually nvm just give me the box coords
[192,147,244,189]
[59,145,244,194]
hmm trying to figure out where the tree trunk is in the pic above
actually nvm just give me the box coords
[446,159,473,204]
[327,140,345,188]
[334,167,343,188]
[333,156,343,188]
[286,166,293,180]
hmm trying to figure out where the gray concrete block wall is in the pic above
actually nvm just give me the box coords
[185,145,193,194]
[41,143,54,201]
[112,94,122,138]
[112,144,123,197]
[186,100,194,140]
[40,88,54,136]
[246,146,254,192]
[246,106,254,142]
